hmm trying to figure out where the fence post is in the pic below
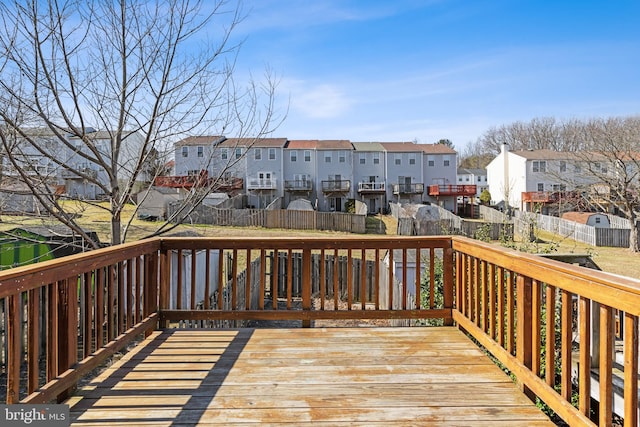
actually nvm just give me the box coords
[516,274,534,399]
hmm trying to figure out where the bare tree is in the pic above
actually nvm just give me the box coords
[0,0,280,246]
[572,117,640,252]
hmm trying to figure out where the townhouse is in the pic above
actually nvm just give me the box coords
[169,137,468,214]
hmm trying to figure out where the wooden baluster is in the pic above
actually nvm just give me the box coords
[506,272,515,355]
[531,280,542,377]
[497,266,505,347]
[545,285,557,387]
[191,249,197,311]
[302,248,311,328]
[7,294,21,403]
[624,312,638,427]
[374,248,380,310]
[489,263,497,340]
[361,248,367,310]
[560,290,573,403]
[82,271,92,358]
[578,295,591,416]
[598,304,614,427]
[28,288,41,395]
[516,275,533,398]
[259,249,265,311]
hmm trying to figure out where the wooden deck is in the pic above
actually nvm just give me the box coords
[66,327,554,426]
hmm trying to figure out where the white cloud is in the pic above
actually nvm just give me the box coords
[284,81,353,119]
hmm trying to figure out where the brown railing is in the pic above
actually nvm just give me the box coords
[1,235,639,426]
[428,184,477,196]
[0,240,161,404]
[453,237,640,426]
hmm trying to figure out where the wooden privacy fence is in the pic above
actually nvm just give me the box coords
[169,205,366,233]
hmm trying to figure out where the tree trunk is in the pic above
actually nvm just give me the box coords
[630,220,640,253]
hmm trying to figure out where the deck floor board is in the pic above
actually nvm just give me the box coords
[67,327,555,426]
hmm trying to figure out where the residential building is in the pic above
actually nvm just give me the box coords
[352,142,386,214]
[283,140,317,208]
[164,136,465,214]
[315,140,354,212]
[380,142,426,205]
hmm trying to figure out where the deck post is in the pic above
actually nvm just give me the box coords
[443,246,454,326]
[302,248,312,328]
[516,274,534,399]
[159,246,170,329]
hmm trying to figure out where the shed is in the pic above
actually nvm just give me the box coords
[561,212,610,228]
[137,186,182,220]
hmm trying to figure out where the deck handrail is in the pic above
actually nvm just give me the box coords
[452,236,640,426]
[1,235,638,426]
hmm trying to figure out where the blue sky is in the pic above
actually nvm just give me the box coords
[228,0,640,150]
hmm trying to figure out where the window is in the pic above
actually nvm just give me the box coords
[269,148,276,160]
[532,161,546,172]
[221,148,228,160]
[235,148,242,159]
[359,154,365,165]
[395,154,401,166]
[325,153,332,163]
[552,184,566,191]
[304,150,311,162]
[428,160,435,167]
[574,163,581,173]
[181,146,188,157]
[373,153,380,164]
[444,160,450,166]
[559,161,566,172]
[409,154,416,165]
[290,151,297,162]
[339,151,346,163]
[255,149,262,160]
[458,177,462,182]
[537,183,544,191]
[197,146,203,158]
[187,169,200,175]
[595,217,601,224]
[466,177,470,182]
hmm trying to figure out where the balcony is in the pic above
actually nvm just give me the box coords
[247,177,277,190]
[321,180,350,193]
[216,176,244,192]
[61,167,98,180]
[357,181,386,193]
[428,184,476,197]
[155,171,211,189]
[392,182,424,195]
[284,179,312,192]
[1,236,638,426]
[522,191,559,204]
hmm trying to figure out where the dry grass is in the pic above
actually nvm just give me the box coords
[513,228,640,280]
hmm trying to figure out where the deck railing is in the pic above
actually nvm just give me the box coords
[1,235,639,426]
